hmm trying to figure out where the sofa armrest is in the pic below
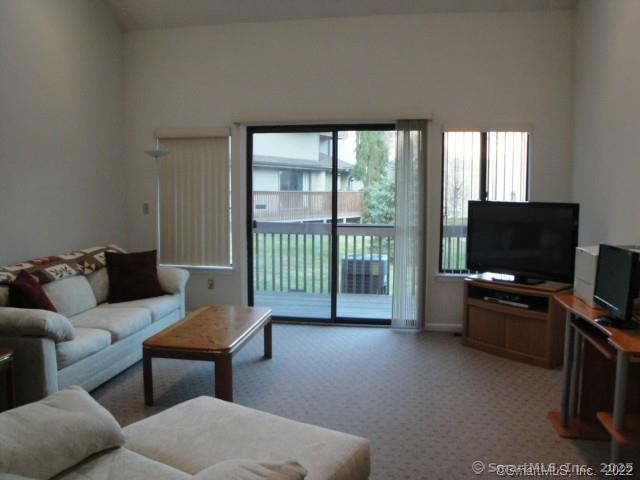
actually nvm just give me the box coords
[0,307,75,342]
[0,336,58,405]
[158,267,190,295]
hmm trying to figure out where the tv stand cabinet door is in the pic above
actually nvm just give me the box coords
[504,315,546,359]
[466,305,505,348]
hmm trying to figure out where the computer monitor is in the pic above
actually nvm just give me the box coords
[593,244,640,329]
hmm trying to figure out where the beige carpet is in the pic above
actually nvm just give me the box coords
[92,324,614,479]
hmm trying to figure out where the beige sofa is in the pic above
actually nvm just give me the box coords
[0,266,189,405]
[0,387,371,480]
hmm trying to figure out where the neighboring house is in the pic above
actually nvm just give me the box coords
[252,133,363,222]
[253,132,356,193]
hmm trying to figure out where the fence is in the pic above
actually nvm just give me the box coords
[253,191,363,222]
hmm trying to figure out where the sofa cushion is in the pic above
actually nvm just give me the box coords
[194,459,307,480]
[100,295,181,322]
[0,386,125,480]
[43,276,97,318]
[55,448,191,480]
[56,327,111,369]
[124,396,370,480]
[71,307,152,342]
[106,250,165,303]
[87,268,109,305]
[9,270,57,311]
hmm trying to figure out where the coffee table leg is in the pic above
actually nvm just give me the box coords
[264,320,272,359]
[215,354,233,402]
[143,348,154,406]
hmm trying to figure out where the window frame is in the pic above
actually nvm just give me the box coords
[438,130,530,274]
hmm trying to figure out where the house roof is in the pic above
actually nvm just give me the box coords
[253,154,354,173]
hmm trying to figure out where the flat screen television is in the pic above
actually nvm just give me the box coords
[466,201,580,284]
[593,244,639,329]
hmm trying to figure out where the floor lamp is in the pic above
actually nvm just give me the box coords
[144,138,169,260]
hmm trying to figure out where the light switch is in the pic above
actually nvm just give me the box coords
[142,203,150,215]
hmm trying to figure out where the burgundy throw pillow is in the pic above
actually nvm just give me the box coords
[106,250,166,303]
[9,270,57,311]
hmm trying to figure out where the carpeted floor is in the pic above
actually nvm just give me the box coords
[92,324,613,479]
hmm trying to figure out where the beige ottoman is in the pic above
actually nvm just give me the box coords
[124,396,371,480]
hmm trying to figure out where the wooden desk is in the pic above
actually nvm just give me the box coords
[548,294,640,462]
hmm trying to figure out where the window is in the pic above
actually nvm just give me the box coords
[279,170,303,191]
[158,134,231,268]
[440,130,529,273]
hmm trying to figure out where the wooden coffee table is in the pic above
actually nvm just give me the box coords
[143,305,272,404]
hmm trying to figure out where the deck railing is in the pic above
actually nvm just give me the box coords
[253,223,394,295]
[253,191,363,222]
[441,223,468,272]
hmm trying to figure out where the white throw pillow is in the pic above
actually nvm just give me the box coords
[193,459,307,480]
[0,386,125,479]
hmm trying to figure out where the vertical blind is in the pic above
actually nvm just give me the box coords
[158,136,231,267]
[392,120,428,329]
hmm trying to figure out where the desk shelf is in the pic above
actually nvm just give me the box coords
[597,412,640,446]
[571,320,616,360]
[547,411,608,440]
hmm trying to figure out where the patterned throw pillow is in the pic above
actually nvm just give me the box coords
[0,245,126,286]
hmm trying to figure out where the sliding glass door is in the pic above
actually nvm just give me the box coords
[249,129,333,320]
[336,130,395,321]
[248,125,395,324]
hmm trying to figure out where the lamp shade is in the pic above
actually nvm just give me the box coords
[144,145,169,159]
[144,137,169,159]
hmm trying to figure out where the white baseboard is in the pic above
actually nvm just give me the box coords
[424,323,462,333]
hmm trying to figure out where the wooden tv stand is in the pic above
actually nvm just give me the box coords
[462,274,572,368]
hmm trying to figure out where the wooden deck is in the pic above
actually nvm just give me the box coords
[254,291,392,320]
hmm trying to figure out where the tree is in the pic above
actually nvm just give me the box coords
[362,164,395,224]
[351,132,395,224]
[352,131,389,185]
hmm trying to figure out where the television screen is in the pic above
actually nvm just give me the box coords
[594,245,639,322]
[466,201,579,283]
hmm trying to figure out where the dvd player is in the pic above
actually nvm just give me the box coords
[483,296,530,309]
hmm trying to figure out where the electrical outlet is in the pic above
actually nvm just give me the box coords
[207,278,214,290]
[142,203,150,215]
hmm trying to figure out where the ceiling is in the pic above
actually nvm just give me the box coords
[106,0,576,32]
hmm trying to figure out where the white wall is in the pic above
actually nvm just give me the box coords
[0,0,126,264]
[572,0,640,246]
[253,169,279,190]
[253,132,320,161]
[123,11,574,328]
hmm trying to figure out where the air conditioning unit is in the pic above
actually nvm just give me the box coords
[340,254,388,294]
